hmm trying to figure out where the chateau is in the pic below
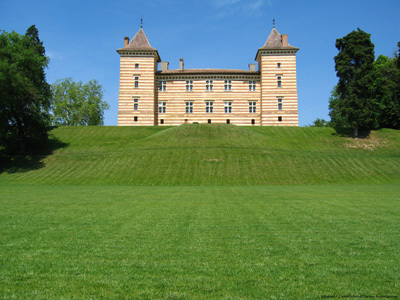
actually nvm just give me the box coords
[117,26,299,126]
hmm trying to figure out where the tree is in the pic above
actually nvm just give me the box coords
[0,26,51,153]
[329,85,351,132]
[51,78,109,126]
[373,55,400,129]
[333,28,378,136]
[393,42,400,128]
[308,118,330,127]
[397,42,400,69]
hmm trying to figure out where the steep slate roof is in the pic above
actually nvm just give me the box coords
[117,28,161,61]
[258,28,299,51]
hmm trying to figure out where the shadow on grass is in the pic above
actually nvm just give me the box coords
[0,137,68,174]
[331,127,372,139]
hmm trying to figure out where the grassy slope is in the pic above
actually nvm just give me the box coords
[1,125,399,299]
[0,124,399,185]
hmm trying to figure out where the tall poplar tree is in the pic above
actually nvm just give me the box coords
[333,28,377,136]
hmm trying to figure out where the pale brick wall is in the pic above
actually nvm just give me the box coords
[155,77,261,126]
[118,55,158,126]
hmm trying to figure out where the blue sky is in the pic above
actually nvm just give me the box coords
[1,0,399,126]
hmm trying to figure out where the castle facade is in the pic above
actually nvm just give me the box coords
[117,26,299,126]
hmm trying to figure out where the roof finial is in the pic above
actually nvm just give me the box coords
[273,18,275,28]
[140,16,143,29]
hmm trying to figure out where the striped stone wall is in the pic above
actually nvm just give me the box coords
[259,53,298,126]
[155,76,261,126]
[117,54,158,126]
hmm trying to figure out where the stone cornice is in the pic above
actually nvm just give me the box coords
[255,49,298,61]
[155,74,260,81]
[117,50,161,62]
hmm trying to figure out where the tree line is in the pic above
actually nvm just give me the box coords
[0,26,109,154]
[312,29,400,136]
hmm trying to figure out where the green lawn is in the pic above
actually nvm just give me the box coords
[0,184,399,299]
[0,125,399,299]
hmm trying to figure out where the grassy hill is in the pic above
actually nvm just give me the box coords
[1,125,399,299]
[1,124,399,185]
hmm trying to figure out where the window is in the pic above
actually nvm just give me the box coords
[277,63,281,69]
[134,116,138,122]
[278,116,282,122]
[186,101,193,113]
[226,119,230,124]
[206,80,213,91]
[224,101,232,113]
[224,80,232,91]
[134,98,138,111]
[251,119,255,125]
[159,101,166,113]
[249,101,256,113]
[249,81,256,91]
[208,119,211,124]
[135,63,139,69]
[277,76,282,88]
[134,76,139,88]
[159,81,166,91]
[160,119,164,124]
[278,98,283,110]
[206,101,213,113]
[186,80,193,91]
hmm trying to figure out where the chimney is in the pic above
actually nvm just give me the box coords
[161,61,169,71]
[179,58,184,71]
[282,34,288,47]
[248,63,256,71]
[124,36,129,47]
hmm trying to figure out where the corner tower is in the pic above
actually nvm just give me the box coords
[256,27,299,126]
[117,28,161,126]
